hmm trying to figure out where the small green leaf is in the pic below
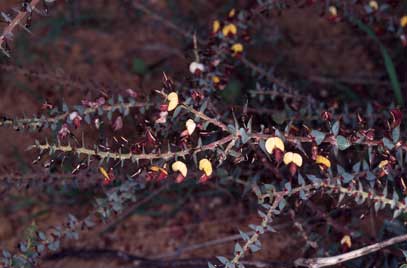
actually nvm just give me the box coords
[342,172,354,184]
[392,127,400,143]
[331,121,340,136]
[336,135,351,150]
[311,130,326,145]
[239,230,249,241]
[248,244,261,252]
[234,243,243,255]
[239,128,250,144]
[216,256,229,265]
[383,137,395,150]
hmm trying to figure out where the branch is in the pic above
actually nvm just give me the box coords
[0,0,42,57]
[230,194,283,265]
[294,233,407,268]
[29,135,235,162]
[0,101,150,129]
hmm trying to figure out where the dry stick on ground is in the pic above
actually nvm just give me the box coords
[294,233,407,268]
[0,0,42,57]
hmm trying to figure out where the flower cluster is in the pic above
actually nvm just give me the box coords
[0,1,407,268]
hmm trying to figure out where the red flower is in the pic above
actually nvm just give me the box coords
[390,108,402,128]
[58,124,70,139]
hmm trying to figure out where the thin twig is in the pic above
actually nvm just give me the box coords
[231,194,283,265]
[0,101,151,129]
[0,0,42,57]
[29,134,235,162]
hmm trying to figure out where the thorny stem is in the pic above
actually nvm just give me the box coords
[182,101,389,148]
[28,101,403,163]
[231,194,283,265]
[260,177,407,217]
[29,135,235,161]
[0,0,42,57]
[248,88,313,102]
[0,101,151,129]
[180,104,229,132]
[322,182,407,212]
[230,175,407,267]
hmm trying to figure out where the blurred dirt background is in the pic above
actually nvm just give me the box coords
[0,1,405,267]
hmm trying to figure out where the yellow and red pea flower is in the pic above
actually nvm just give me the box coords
[99,167,114,185]
[265,137,285,162]
[341,235,352,252]
[212,20,220,33]
[400,15,407,28]
[167,92,179,112]
[212,75,221,84]
[327,6,341,23]
[189,61,205,75]
[368,1,379,11]
[283,152,303,175]
[377,160,391,177]
[148,165,168,181]
[228,8,236,18]
[185,119,196,135]
[222,23,237,37]
[315,155,331,169]
[198,158,213,183]
[172,161,188,183]
[231,43,244,56]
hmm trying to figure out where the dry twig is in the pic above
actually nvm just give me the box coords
[295,233,407,268]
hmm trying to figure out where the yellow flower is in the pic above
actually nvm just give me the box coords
[99,167,110,179]
[316,155,331,168]
[172,161,188,177]
[378,160,389,169]
[265,137,285,154]
[212,76,220,84]
[213,20,220,33]
[231,43,244,55]
[150,165,168,175]
[329,6,337,17]
[222,23,237,36]
[186,119,196,135]
[199,158,213,176]
[167,92,179,112]
[401,15,407,28]
[341,235,352,248]
[228,8,236,18]
[369,1,379,11]
[283,152,303,167]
